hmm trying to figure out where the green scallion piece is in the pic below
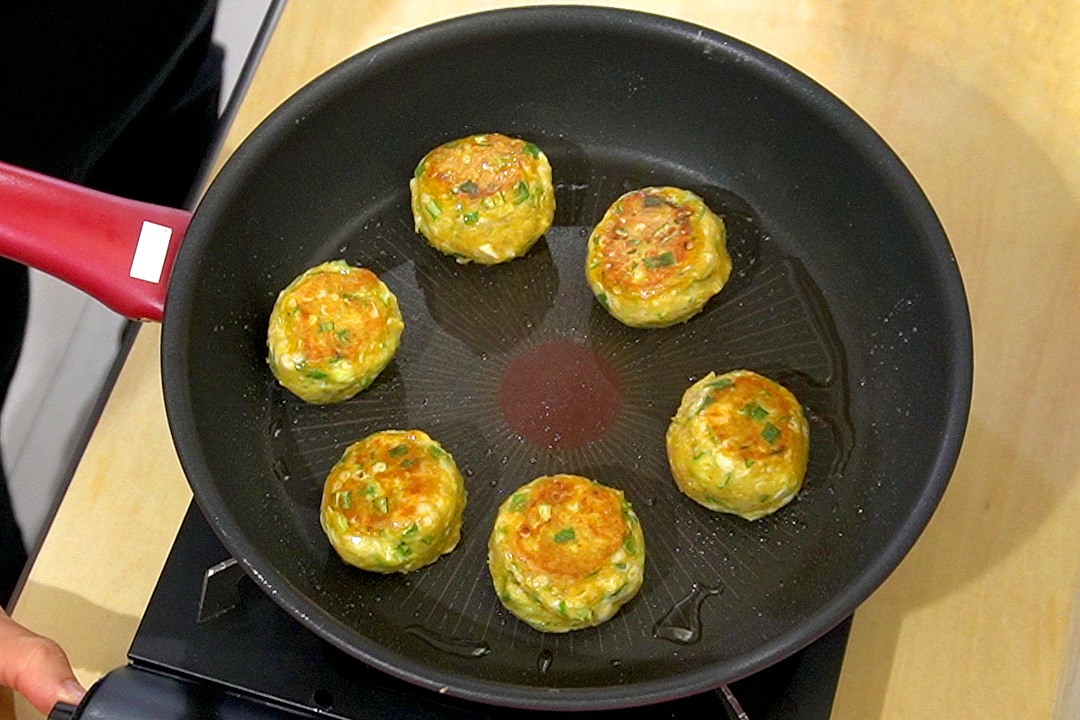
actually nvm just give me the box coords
[458,180,479,196]
[554,527,576,543]
[509,493,528,512]
[414,158,427,178]
[462,211,479,224]
[708,378,735,390]
[375,496,389,514]
[742,402,769,422]
[762,422,782,444]
[643,251,675,269]
[389,444,409,457]
[334,490,352,509]
[623,537,636,555]
[424,198,442,218]
[513,180,530,204]
[305,369,328,380]
[522,142,540,158]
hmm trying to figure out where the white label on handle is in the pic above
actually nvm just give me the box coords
[129,221,172,283]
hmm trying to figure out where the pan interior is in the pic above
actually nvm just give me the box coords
[167,7,967,707]
[256,151,855,689]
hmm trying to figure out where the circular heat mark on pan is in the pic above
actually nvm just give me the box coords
[498,340,621,450]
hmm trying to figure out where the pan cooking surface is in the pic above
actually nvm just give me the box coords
[260,151,854,687]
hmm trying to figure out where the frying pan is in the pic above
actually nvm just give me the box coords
[0,6,972,711]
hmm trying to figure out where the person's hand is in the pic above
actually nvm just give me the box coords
[0,610,85,714]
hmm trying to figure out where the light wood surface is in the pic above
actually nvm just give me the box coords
[8,1,1080,719]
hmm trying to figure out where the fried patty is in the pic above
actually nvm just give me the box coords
[410,133,555,264]
[267,260,404,404]
[488,474,644,632]
[586,186,731,328]
[321,430,466,573]
[666,370,810,520]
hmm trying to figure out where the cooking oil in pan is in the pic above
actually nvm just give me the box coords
[653,583,724,645]
[404,626,491,659]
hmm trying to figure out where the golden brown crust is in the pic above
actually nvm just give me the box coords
[666,370,810,520]
[586,187,731,327]
[510,474,627,579]
[410,133,555,264]
[267,260,403,404]
[321,430,465,572]
[488,474,645,632]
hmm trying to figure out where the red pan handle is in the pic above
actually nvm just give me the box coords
[0,160,193,322]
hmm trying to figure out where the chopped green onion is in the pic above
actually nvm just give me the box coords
[742,402,769,422]
[404,523,419,536]
[400,459,415,468]
[429,446,448,459]
[537,504,552,521]
[762,422,781,444]
[389,444,409,457]
[396,543,413,557]
[336,329,350,343]
[608,581,629,598]
[462,211,479,224]
[554,528,576,543]
[509,493,528,512]
[424,198,442,218]
[745,459,755,467]
[363,484,377,496]
[708,378,735,391]
[696,395,717,414]
[334,490,352,509]
[305,369,328,380]
[522,142,540,158]
[375,497,389,514]
[513,180,530,204]
[318,321,334,332]
[596,292,609,308]
[457,180,480,196]
[642,195,664,207]
[558,600,568,616]
[644,251,675,269]
[414,158,427,177]
[623,537,636,555]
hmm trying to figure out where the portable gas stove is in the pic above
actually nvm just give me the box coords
[48,503,850,720]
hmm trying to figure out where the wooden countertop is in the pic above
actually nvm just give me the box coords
[8,1,1080,718]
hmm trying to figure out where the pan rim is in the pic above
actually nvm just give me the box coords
[162,4,973,710]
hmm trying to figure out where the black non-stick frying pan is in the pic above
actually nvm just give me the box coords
[0,6,971,711]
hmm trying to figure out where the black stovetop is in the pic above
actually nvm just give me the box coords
[69,503,850,720]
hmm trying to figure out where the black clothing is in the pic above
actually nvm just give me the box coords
[0,2,222,606]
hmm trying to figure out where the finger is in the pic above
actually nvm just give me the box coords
[0,613,85,715]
